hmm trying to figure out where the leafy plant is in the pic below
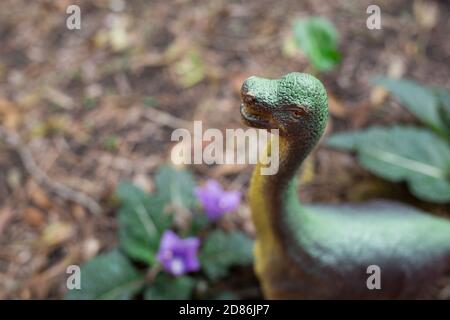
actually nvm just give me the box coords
[65,250,144,300]
[373,77,449,137]
[154,165,197,209]
[327,78,450,203]
[117,183,169,264]
[65,165,253,300]
[143,274,195,300]
[200,230,253,280]
[292,17,341,72]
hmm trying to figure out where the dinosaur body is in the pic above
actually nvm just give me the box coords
[241,73,450,299]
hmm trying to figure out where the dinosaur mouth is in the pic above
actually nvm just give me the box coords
[240,103,273,129]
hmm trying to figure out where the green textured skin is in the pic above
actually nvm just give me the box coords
[241,72,450,299]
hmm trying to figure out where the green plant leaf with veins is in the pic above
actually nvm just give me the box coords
[65,250,144,300]
[117,166,196,264]
[154,165,197,210]
[373,77,448,136]
[117,183,171,264]
[435,87,450,130]
[326,126,450,203]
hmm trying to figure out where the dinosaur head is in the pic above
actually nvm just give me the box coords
[240,72,328,139]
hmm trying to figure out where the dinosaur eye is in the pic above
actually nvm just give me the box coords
[291,109,305,118]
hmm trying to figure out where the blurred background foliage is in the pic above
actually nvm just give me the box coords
[0,0,449,299]
[328,78,450,203]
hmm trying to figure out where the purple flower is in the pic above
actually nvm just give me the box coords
[194,180,241,221]
[157,230,200,276]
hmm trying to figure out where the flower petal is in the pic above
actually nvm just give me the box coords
[156,230,201,276]
[219,191,241,212]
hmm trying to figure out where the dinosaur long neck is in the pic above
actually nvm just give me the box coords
[249,133,315,252]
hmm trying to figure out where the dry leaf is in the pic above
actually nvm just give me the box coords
[44,87,74,110]
[41,222,74,247]
[82,238,101,260]
[0,97,21,129]
[107,14,131,52]
[413,0,439,31]
[71,204,86,221]
[27,180,52,210]
[6,168,22,190]
[133,173,154,193]
[0,207,14,234]
[173,48,205,88]
[17,90,43,109]
[370,56,405,108]
[370,86,388,107]
[23,207,45,229]
[387,56,406,78]
[327,93,348,118]
[282,34,299,58]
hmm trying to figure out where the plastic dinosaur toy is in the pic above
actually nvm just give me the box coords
[240,72,450,299]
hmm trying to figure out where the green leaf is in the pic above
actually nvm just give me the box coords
[117,183,171,264]
[435,87,450,131]
[326,126,450,203]
[65,250,144,300]
[372,77,447,134]
[154,165,197,210]
[144,273,195,300]
[200,230,253,281]
[293,17,341,71]
[116,166,196,265]
[325,130,362,150]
